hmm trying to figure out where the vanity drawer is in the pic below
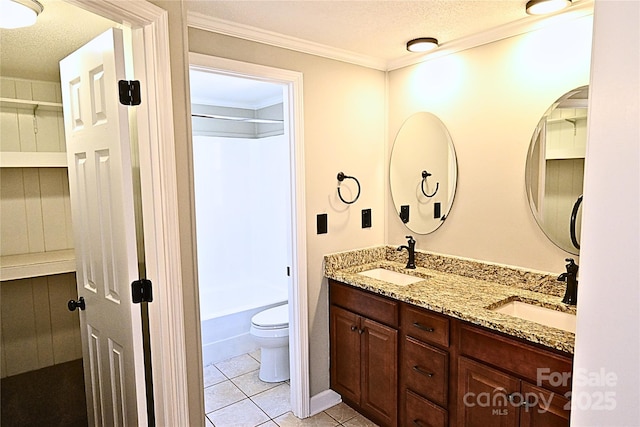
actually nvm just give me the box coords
[402,336,448,407]
[404,389,447,427]
[401,303,449,347]
[329,280,399,327]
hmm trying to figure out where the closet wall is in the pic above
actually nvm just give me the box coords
[0,76,82,378]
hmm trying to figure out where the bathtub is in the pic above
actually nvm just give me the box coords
[200,282,287,365]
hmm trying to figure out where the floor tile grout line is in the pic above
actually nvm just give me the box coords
[205,352,375,427]
[206,396,271,425]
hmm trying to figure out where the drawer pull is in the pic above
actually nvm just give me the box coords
[412,420,427,427]
[412,365,434,378]
[412,322,435,332]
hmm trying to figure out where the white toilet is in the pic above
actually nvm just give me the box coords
[250,303,290,382]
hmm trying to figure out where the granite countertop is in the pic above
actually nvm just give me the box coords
[324,246,576,354]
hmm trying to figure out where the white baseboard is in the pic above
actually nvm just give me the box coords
[309,389,342,416]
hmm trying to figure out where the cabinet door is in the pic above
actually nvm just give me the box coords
[330,305,361,404]
[361,317,398,426]
[520,382,570,427]
[457,357,519,427]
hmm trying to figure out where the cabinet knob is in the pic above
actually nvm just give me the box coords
[507,392,528,407]
[350,325,358,332]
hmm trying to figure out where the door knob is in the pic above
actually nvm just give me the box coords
[68,297,86,311]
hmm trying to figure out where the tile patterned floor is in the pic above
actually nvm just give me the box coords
[204,351,378,427]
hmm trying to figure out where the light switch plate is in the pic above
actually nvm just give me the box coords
[362,209,372,228]
[317,213,328,234]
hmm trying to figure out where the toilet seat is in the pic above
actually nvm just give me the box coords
[251,304,288,329]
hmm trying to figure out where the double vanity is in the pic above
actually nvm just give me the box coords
[325,246,576,427]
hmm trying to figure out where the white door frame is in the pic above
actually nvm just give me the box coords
[188,52,310,418]
[65,1,189,425]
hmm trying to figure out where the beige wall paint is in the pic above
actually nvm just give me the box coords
[187,29,387,396]
[386,15,593,274]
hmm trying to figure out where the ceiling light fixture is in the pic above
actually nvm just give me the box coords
[0,0,44,29]
[406,37,439,53]
[525,0,571,15]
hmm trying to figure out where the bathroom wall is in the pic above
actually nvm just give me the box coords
[188,28,387,397]
[386,15,593,274]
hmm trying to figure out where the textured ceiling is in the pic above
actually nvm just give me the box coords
[190,68,283,109]
[0,0,115,81]
[186,0,541,65]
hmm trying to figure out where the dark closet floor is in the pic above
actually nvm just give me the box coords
[1,359,88,427]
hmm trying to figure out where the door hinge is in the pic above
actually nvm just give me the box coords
[131,279,153,303]
[118,80,141,106]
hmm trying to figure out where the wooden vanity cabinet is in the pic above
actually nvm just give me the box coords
[328,280,573,427]
[400,303,450,427]
[329,280,399,427]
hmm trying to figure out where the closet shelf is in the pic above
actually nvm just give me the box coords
[1,249,76,282]
[0,97,63,112]
[0,152,68,168]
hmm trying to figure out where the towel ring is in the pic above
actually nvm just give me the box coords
[570,194,583,250]
[337,172,361,204]
[421,170,439,198]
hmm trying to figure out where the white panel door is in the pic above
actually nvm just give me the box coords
[60,28,147,426]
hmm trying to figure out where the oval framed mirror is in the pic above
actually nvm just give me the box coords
[525,86,588,255]
[390,112,458,234]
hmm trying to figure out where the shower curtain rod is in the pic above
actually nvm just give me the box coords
[192,112,283,124]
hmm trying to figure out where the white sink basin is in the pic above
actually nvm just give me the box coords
[357,268,424,286]
[491,301,576,333]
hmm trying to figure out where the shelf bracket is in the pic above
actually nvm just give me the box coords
[32,104,39,134]
[564,118,577,136]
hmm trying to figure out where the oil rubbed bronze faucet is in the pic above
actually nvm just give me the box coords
[557,258,579,306]
[397,235,417,269]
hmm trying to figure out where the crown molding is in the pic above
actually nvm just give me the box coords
[188,1,593,73]
[187,12,387,71]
